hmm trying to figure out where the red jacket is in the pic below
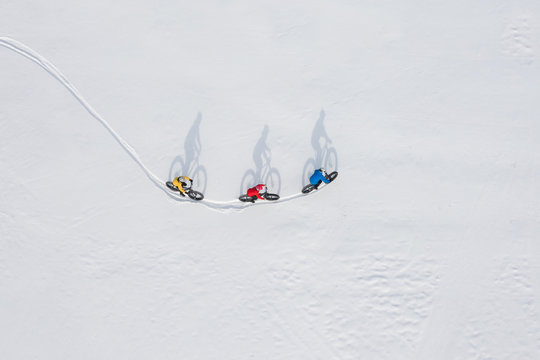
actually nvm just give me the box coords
[247,185,265,200]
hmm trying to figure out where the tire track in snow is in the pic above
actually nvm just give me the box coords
[0,37,164,188]
[0,37,325,212]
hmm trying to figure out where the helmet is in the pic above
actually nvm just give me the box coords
[180,176,192,188]
[256,184,267,193]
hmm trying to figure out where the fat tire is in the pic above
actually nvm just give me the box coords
[302,184,315,194]
[264,193,280,201]
[187,190,204,201]
[166,181,180,192]
[239,195,253,202]
[328,171,338,182]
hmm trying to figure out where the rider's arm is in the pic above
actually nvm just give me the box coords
[318,171,330,184]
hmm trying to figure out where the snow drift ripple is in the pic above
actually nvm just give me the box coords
[0,37,314,212]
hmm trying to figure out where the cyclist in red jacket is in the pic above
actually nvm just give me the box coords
[247,184,267,202]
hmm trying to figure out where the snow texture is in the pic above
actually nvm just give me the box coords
[2,1,540,359]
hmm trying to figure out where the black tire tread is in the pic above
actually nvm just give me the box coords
[239,195,252,202]
[166,181,180,191]
[187,190,204,201]
[264,193,280,201]
[328,171,338,182]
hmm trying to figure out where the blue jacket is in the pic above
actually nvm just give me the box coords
[310,170,330,185]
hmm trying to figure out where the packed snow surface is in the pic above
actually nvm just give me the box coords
[2,1,540,359]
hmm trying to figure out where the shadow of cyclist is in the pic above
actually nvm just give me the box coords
[240,125,281,195]
[253,125,271,176]
[169,112,208,193]
[302,109,339,186]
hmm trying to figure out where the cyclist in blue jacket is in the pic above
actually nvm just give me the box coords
[309,168,330,189]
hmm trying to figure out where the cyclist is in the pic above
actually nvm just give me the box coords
[172,176,193,196]
[309,168,331,190]
[247,184,267,202]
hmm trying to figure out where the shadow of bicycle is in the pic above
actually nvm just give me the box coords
[240,125,282,195]
[168,112,208,193]
[302,109,339,186]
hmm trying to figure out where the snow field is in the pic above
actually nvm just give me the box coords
[2,1,540,359]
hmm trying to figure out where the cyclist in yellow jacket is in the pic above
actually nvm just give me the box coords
[172,176,193,196]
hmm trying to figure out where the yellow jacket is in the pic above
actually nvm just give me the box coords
[172,176,192,194]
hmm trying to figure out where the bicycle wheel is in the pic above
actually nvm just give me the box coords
[187,190,204,201]
[166,181,180,192]
[327,171,338,182]
[264,193,280,201]
[239,194,254,202]
[302,184,315,194]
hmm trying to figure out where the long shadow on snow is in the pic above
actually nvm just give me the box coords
[0,37,312,213]
[239,125,282,196]
[168,112,208,193]
[301,109,339,187]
